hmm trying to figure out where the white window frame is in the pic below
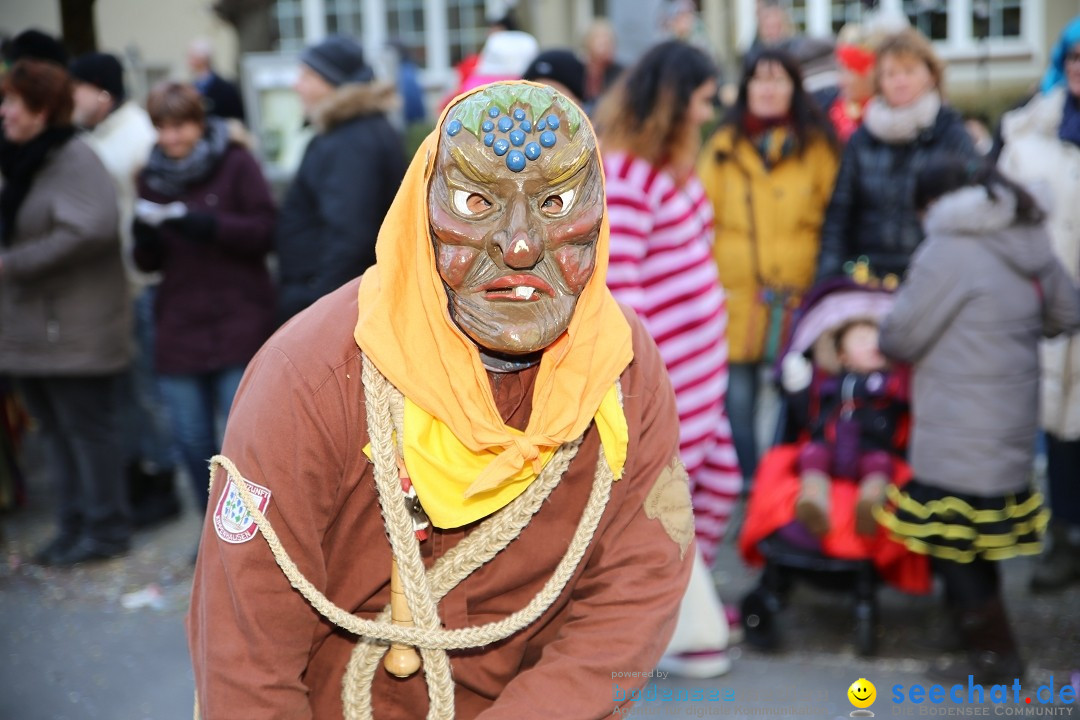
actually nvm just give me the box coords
[737,0,1040,62]
[285,0,493,89]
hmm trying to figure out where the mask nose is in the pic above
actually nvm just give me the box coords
[491,196,543,269]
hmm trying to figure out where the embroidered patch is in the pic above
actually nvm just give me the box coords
[213,478,272,544]
[644,456,695,559]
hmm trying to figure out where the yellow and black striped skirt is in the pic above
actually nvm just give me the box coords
[874,480,1049,563]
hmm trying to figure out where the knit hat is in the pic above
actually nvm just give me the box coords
[69,52,126,102]
[5,29,69,67]
[522,50,586,102]
[301,35,374,87]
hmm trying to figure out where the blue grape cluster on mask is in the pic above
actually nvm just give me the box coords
[445,106,561,173]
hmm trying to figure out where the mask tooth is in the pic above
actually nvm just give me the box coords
[514,286,534,300]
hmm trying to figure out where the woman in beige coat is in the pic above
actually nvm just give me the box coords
[0,59,132,565]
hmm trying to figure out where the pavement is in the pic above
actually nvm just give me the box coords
[1,431,1078,720]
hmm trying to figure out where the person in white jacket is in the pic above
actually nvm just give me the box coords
[998,15,1080,592]
[70,52,180,526]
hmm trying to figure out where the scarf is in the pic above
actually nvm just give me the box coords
[355,82,633,528]
[142,116,229,198]
[0,126,76,245]
[1060,92,1080,148]
[862,90,941,144]
[743,114,796,169]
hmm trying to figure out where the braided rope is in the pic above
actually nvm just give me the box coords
[197,356,617,719]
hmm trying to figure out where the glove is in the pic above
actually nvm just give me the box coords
[132,219,163,251]
[781,352,813,393]
[163,211,217,242]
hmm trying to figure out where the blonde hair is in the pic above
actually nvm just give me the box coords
[581,18,615,55]
[874,28,946,95]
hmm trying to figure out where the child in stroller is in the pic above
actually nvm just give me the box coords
[737,277,930,654]
[783,313,909,538]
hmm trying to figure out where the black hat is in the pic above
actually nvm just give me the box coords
[301,35,374,87]
[69,52,126,102]
[5,29,69,67]
[523,50,586,103]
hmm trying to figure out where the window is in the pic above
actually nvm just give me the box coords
[830,0,868,35]
[388,0,427,67]
[972,0,1022,39]
[273,0,306,51]
[326,0,363,37]
[903,0,948,41]
[447,0,487,66]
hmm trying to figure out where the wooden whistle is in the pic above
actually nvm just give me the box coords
[384,557,422,677]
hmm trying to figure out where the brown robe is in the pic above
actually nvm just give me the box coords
[187,278,693,719]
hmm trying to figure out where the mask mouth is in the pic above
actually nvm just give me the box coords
[480,274,556,301]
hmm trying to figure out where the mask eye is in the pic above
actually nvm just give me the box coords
[453,190,492,216]
[540,188,575,216]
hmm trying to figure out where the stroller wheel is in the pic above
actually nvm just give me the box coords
[740,586,781,652]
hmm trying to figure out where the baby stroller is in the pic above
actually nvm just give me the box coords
[736,278,931,655]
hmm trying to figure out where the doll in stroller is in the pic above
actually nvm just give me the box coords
[737,278,931,655]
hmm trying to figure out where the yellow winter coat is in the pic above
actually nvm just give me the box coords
[698,126,838,363]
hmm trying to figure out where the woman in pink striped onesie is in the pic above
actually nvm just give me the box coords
[596,41,742,567]
[595,41,741,678]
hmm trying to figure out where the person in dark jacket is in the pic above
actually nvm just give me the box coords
[134,82,275,514]
[275,35,407,324]
[0,59,132,565]
[816,28,975,281]
[187,38,245,122]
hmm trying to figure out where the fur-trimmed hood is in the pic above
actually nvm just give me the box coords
[1001,86,1065,143]
[924,184,1054,277]
[310,81,398,133]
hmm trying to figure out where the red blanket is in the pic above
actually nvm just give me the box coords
[738,444,931,594]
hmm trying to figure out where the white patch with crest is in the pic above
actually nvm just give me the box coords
[213,478,272,544]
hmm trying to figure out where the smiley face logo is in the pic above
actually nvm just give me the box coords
[848,678,876,709]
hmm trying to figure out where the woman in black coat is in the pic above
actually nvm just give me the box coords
[816,28,975,281]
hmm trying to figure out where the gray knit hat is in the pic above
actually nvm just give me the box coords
[301,35,374,86]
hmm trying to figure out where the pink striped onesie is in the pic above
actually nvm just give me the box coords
[604,150,743,565]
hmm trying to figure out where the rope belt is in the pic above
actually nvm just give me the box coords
[195,354,617,719]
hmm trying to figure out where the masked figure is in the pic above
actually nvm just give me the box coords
[188,82,694,719]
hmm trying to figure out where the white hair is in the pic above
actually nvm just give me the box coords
[188,37,213,59]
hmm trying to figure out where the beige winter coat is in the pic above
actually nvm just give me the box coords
[0,137,131,375]
[1000,87,1080,439]
[880,185,1080,495]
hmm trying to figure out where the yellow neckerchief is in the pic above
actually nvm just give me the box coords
[354,81,633,528]
[400,385,626,528]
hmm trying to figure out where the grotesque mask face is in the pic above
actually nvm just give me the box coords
[429,85,603,355]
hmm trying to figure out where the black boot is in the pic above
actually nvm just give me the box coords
[1030,523,1080,592]
[930,598,1025,685]
[128,464,182,529]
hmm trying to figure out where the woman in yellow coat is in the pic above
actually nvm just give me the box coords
[699,48,839,484]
